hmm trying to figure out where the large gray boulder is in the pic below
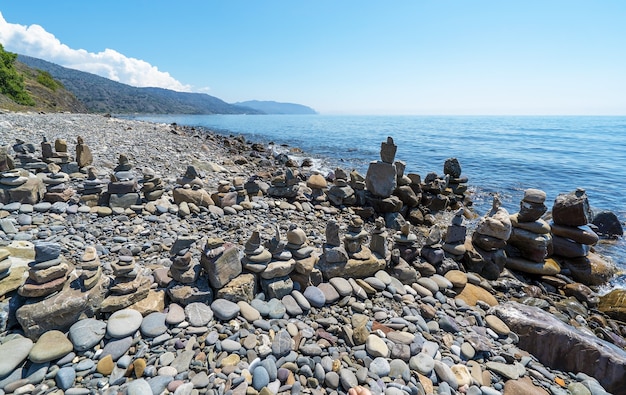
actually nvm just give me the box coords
[491,301,626,394]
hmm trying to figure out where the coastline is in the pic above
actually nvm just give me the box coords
[0,111,624,395]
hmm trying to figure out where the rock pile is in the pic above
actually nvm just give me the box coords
[505,188,559,276]
[18,242,71,299]
[550,188,615,285]
[107,154,140,210]
[464,196,511,280]
[101,249,150,312]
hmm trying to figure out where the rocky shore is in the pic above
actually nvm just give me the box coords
[0,112,624,395]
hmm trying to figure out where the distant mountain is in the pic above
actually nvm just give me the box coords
[234,100,317,115]
[17,55,260,115]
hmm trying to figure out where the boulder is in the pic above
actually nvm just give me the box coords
[558,252,616,286]
[592,210,624,238]
[172,187,214,207]
[201,243,241,289]
[492,301,626,394]
[16,277,108,340]
[0,177,46,204]
[365,161,397,198]
[552,189,591,227]
[599,289,626,322]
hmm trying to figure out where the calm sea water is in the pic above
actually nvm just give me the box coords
[126,114,626,288]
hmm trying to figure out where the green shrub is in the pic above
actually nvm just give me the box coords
[36,70,60,91]
[0,44,35,105]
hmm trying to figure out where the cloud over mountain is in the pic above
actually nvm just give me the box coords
[0,12,191,92]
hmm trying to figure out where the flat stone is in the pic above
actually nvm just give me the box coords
[303,286,326,308]
[127,378,153,395]
[328,277,352,296]
[485,314,510,336]
[318,282,340,304]
[0,337,33,377]
[107,308,143,338]
[29,330,73,363]
[410,352,434,375]
[238,300,261,322]
[140,312,168,337]
[166,303,185,325]
[100,336,133,361]
[211,298,240,321]
[366,334,389,358]
[185,302,214,327]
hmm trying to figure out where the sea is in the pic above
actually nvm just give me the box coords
[124,114,626,291]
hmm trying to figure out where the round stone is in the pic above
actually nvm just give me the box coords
[252,366,270,390]
[55,366,76,390]
[485,315,510,336]
[140,312,168,337]
[211,299,240,321]
[107,309,143,338]
[329,277,352,297]
[29,330,73,363]
[127,378,153,395]
[318,283,340,304]
[369,357,391,377]
[185,302,214,326]
[303,286,326,308]
[409,352,434,375]
[221,339,242,353]
[165,303,185,325]
[460,342,476,360]
[444,270,468,289]
[286,228,307,245]
[238,301,261,322]
[366,334,389,358]
[0,337,33,377]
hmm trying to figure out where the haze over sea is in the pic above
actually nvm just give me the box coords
[128,114,626,289]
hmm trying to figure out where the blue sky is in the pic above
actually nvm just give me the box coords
[0,1,625,115]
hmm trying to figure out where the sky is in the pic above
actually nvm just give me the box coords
[0,1,625,115]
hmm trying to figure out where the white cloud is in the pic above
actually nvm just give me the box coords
[0,12,192,92]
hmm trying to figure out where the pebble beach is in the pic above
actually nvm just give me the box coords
[0,112,624,395]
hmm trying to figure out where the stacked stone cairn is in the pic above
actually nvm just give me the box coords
[79,167,107,206]
[443,157,469,208]
[327,167,356,206]
[394,161,421,218]
[505,189,559,276]
[385,220,420,283]
[0,167,46,205]
[18,242,71,299]
[199,237,240,303]
[365,137,402,215]
[101,248,150,312]
[305,172,328,203]
[75,135,93,169]
[140,167,165,201]
[0,249,11,282]
[214,176,249,211]
[349,169,367,206]
[550,188,615,285]
[107,154,140,210]
[267,168,300,199]
[464,195,512,280]
[41,165,73,203]
[419,225,446,271]
[172,165,214,210]
[442,208,468,260]
[79,246,102,290]
[392,221,430,276]
[247,228,296,299]
[40,137,70,166]
[324,217,384,279]
[317,219,349,279]
[12,139,46,172]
